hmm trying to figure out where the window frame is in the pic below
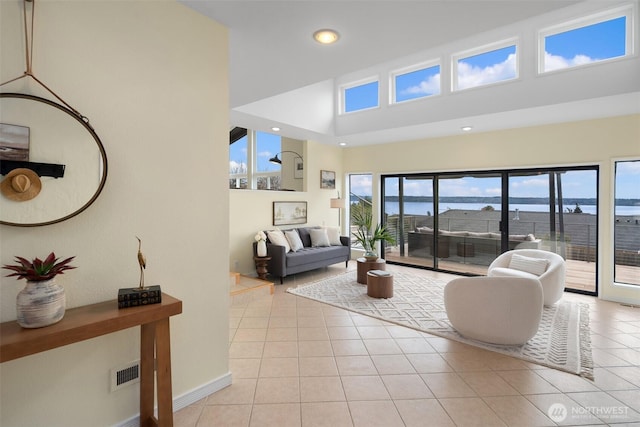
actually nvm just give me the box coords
[538,5,634,74]
[612,158,640,287]
[339,77,381,115]
[451,37,520,92]
[390,60,442,105]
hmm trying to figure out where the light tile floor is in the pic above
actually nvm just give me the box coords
[176,263,640,427]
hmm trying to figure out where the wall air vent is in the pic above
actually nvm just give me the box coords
[110,360,140,392]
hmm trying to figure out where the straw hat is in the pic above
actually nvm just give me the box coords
[1,168,42,202]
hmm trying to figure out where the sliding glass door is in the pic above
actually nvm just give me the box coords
[383,176,435,268]
[508,169,598,294]
[382,165,598,295]
[437,173,502,275]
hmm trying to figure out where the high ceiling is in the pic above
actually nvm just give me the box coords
[180,1,639,145]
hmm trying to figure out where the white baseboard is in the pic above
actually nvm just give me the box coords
[113,371,233,427]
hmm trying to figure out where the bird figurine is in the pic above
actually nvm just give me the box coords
[136,236,146,290]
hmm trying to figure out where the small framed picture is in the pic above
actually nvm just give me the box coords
[0,123,30,161]
[320,170,336,189]
[294,158,304,179]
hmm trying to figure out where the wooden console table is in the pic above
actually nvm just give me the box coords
[0,293,182,427]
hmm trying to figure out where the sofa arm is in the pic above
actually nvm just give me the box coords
[265,242,287,278]
[340,235,351,247]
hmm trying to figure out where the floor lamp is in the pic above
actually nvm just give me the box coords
[330,192,345,227]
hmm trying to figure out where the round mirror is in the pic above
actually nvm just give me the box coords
[0,93,108,226]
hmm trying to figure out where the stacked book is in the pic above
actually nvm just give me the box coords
[118,285,162,308]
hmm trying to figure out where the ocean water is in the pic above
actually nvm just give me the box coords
[383,202,639,216]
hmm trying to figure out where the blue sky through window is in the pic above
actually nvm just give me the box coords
[395,65,441,103]
[345,81,379,112]
[255,131,281,172]
[544,16,626,71]
[456,45,517,90]
[229,131,281,174]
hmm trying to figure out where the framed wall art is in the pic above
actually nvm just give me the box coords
[320,170,336,189]
[294,158,304,179]
[273,201,307,226]
[0,123,30,161]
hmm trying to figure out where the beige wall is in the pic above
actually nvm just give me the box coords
[342,115,640,304]
[0,1,229,426]
[230,140,344,275]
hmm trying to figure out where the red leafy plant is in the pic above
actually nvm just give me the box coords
[3,252,76,281]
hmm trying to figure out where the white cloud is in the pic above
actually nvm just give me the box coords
[511,177,548,189]
[544,52,597,72]
[617,160,640,175]
[401,73,441,97]
[457,53,516,90]
[350,175,373,197]
[257,150,272,158]
[229,160,247,173]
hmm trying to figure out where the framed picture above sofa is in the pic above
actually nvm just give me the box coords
[273,201,307,226]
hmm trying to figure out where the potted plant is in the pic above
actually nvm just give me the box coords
[351,203,395,261]
[3,252,76,328]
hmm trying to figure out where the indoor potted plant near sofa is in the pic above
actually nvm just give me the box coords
[3,252,76,328]
[351,203,395,261]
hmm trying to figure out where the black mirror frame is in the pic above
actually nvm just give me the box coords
[0,93,108,227]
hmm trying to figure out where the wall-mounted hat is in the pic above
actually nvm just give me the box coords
[1,168,42,202]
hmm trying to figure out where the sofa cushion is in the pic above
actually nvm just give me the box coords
[297,227,314,247]
[310,228,331,247]
[285,230,304,252]
[467,232,493,238]
[286,246,349,267]
[323,226,342,246]
[416,226,433,233]
[268,229,291,252]
[489,266,539,280]
[440,230,468,237]
[508,253,549,276]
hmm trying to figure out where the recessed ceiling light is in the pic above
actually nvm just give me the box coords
[461,126,473,132]
[339,142,347,146]
[313,29,340,45]
[271,127,280,132]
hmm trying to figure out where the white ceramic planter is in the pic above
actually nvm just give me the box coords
[257,240,267,257]
[16,279,66,328]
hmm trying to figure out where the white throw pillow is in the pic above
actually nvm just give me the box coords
[285,230,304,252]
[267,230,291,252]
[323,226,342,246]
[310,228,330,247]
[508,253,549,276]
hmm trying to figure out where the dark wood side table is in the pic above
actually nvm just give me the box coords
[0,293,182,427]
[367,271,394,298]
[356,257,386,284]
[254,256,271,280]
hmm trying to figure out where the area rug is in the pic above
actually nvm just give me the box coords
[287,270,593,379]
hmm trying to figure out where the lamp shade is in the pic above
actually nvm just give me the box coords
[330,198,345,209]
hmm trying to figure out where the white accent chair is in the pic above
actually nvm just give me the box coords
[488,249,566,306]
[444,277,543,345]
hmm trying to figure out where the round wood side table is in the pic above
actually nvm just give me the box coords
[254,256,271,280]
[356,257,386,284]
[366,271,394,298]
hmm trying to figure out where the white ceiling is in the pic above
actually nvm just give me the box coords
[180,1,640,146]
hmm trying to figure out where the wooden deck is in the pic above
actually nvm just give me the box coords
[384,246,639,294]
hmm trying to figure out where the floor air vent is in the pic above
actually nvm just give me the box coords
[111,360,140,392]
